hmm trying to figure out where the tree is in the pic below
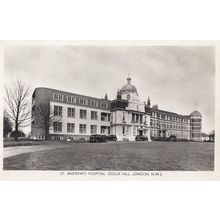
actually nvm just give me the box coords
[3,116,12,137]
[4,80,31,141]
[32,102,60,140]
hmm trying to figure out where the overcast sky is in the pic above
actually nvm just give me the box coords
[4,45,215,134]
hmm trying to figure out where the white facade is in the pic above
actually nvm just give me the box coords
[111,76,151,141]
[49,101,111,140]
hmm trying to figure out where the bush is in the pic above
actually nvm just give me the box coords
[10,130,25,137]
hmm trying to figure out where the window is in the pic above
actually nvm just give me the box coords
[90,125,97,134]
[110,114,113,122]
[91,111,98,120]
[79,98,88,105]
[123,113,125,122]
[126,94,130,100]
[54,105,62,116]
[140,115,143,123]
[101,126,106,134]
[101,102,108,109]
[67,123,75,133]
[80,109,87,119]
[53,122,62,133]
[67,95,76,103]
[122,126,125,135]
[79,124,86,134]
[132,113,135,122]
[101,112,109,121]
[90,100,99,107]
[136,114,139,122]
[67,107,75,118]
[53,93,63,101]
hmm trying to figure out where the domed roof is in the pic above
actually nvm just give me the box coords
[190,111,202,117]
[120,75,137,93]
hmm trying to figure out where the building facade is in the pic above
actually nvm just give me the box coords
[31,76,202,141]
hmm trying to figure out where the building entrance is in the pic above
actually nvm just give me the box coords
[139,130,143,136]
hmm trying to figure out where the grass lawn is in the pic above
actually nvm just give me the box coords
[3,141,214,171]
[3,138,88,147]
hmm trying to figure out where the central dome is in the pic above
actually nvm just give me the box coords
[121,75,137,93]
[190,111,202,117]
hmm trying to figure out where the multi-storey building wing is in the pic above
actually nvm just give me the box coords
[31,76,202,141]
[149,106,191,140]
[31,87,111,140]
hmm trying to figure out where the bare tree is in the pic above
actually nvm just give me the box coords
[32,102,61,140]
[4,80,31,141]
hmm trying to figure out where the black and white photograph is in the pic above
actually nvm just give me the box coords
[0,42,218,179]
[1,2,220,220]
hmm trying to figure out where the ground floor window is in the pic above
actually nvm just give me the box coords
[90,125,97,134]
[52,136,64,140]
[101,126,107,134]
[67,123,75,133]
[79,124,86,134]
[53,122,62,133]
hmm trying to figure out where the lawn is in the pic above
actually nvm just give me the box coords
[3,141,214,171]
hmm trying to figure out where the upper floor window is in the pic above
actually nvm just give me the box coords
[101,112,110,121]
[79,98,88,106]
[67,107,75,118]
[101,102,108,109]
[54,105,62,116]
[80,109,87,119]
[67,95,76,103]
[126,94,130,101]
[90,100,99,107]
[91,111,98,120]
[53,93,64,101]
[122,113,125,122]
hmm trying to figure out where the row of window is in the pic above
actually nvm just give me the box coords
[150,119,189,130]
[53,93,108,109]
[54,105,110,121]
[131,113,146,123]
[151,112,189,122]
[53,122,110,134]
[150,130,189,138]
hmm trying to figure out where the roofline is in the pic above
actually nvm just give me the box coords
[33,87,111,103]
[150,108,190,117]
